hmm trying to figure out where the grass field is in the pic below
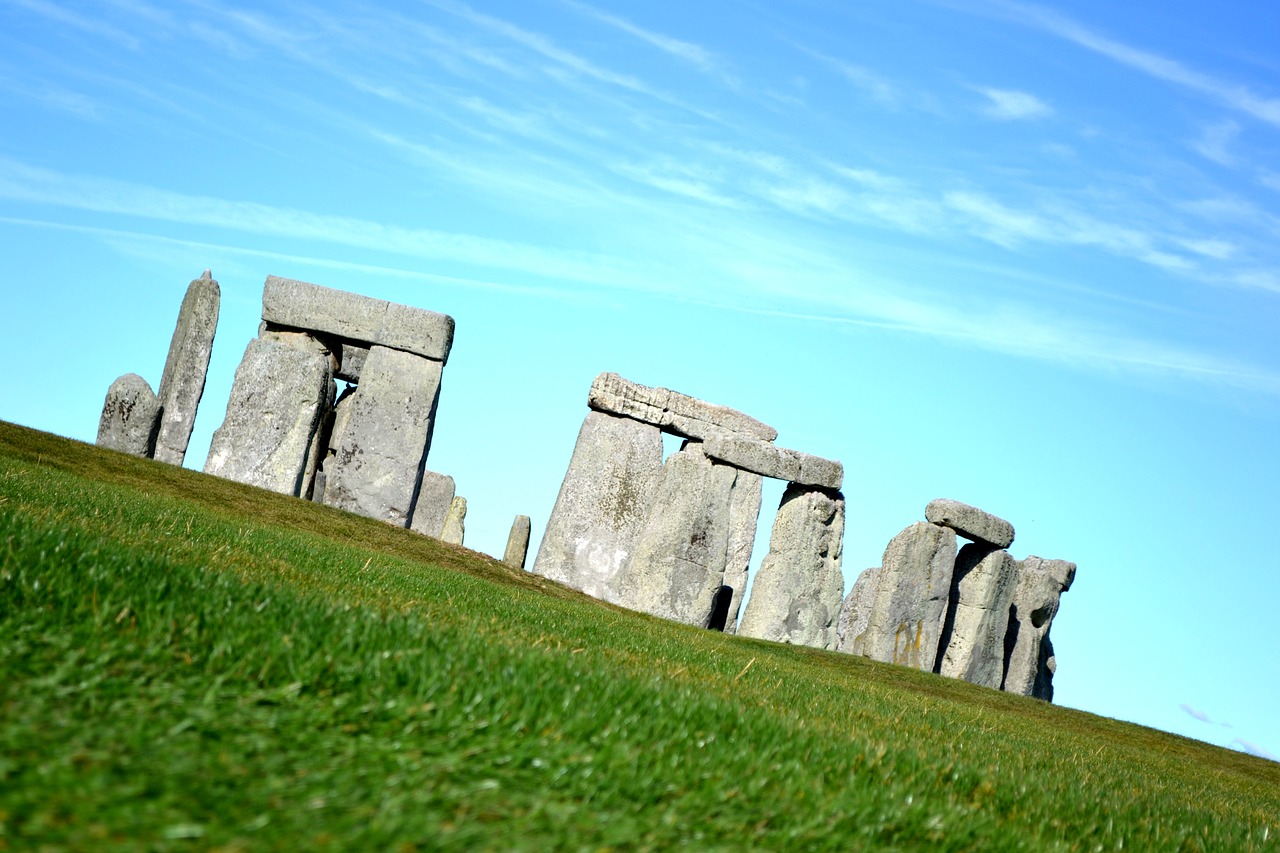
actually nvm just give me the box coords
[2,420,1277,850]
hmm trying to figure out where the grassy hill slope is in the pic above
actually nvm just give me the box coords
[2,420,1276,850]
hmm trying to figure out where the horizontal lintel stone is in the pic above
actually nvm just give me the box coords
[924,498,1014,548]
[262,275,455,364]
[587,372,777,442]
[703,434,842,490]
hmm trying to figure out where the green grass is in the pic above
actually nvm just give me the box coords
[1,420,1277,851]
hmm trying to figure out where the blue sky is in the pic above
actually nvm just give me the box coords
[2,0,1278,762]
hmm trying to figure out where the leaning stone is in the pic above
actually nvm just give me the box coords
[409,471,455,538]
[204,332,333,495]
[1033,636,1057,701]
[153,270,220,465]
[324,346,443,527]
[835,566,879,654]
[262,276,455,363]
[738,485,845,650]
[503,515,532,568]
[614,443,739,627]
[937,544,1018,688]
[533,411,663,601]
[853,522,956,671]
[587,372,777,441]
[97,373,162,457]
[1003,556,1076,697]
[925,499,1015,549]
[441,496,467,545]
[703,434,842,490]
[720,469,762,633]
[300,378,336,500]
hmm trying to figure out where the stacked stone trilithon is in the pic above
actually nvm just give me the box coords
[97,271,220,463]
[836,498,1075,699]
[534,372,846,648]
[204,276,458,532]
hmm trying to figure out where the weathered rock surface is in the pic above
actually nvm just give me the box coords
[409,471,455,538]
[533,411,663,601]
[587,372,777,441]
[1003,556,1076,696]
[853,522,956,671]
[1033,636,1057,701]
[703,434,842,490]
[503,514,532,568]
[719,469,762,633]
[835,566,879,654]
[97,373,162,457]
[335,343,369,383]
[937,544,1018,688]
[925,499,1015,549]
[153,270,220,465]
[614,443,739,627]
[441,496,466,545]
[323,346,443,527]
[262,275,455,363]
[204,332,333,495]
[737,485,845,650]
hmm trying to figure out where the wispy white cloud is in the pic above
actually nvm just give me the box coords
[976,87,1052,120]
[981,0,1280,127]
[558,0,724,77]
[1231,739,1278,762]
[1191,120,1240,166]
[795,44,899,105]
[2,0,141,49]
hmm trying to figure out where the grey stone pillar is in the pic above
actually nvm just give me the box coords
[441,496,467,545]
[532,411,662,601]
[835,566,879,654]
[936,543,1018,688]
[153,270,220,466]
[503,515,532,568]
[614,442,739,627]
[204,331,333,496]
[97,373,162,458]
[1003,556,1075,697]
[852,521,957,671]
[323,346,443,527]
[737,484,846,650]
[720,469,762,633]
[408,471,456,538]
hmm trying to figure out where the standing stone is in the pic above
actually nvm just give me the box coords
[937,544,1018,688]
[614,443,739,627]
[441,496,467,545]
[503,515,532,568]
[204,332,333,495]
[153,270,220,466]
[409,471,456,538]
[720,469,762,633]
[835,566,880,654]
[853,522,956,671]
[323,346,443,527]
[738,485,846,650]
[1003,556,1076,697]
[533,411,663,602]
[1033,636,1058,701]
[97,373,162,458]
[925,499,1015,549]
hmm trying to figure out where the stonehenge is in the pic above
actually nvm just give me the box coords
[97,270,220,463]
[535,372,844,646]
[95,273,1081,702]
[839,499,1076,698]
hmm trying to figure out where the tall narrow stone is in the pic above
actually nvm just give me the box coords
[937,544,1018,688]
[852,522,956,671]
[835,566,880,654]
[153,270,220,465]
[204,332,333,495]
[533,411,662,601]
[408,471,456,538]
[97,373,162,458]
[323,346,443,527]
[504,515,532,568]
[441,496,467,545]
[738,485,845,650]
[720,470,762,633]
[1003,556,1076,697]
[614,442,739,627]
